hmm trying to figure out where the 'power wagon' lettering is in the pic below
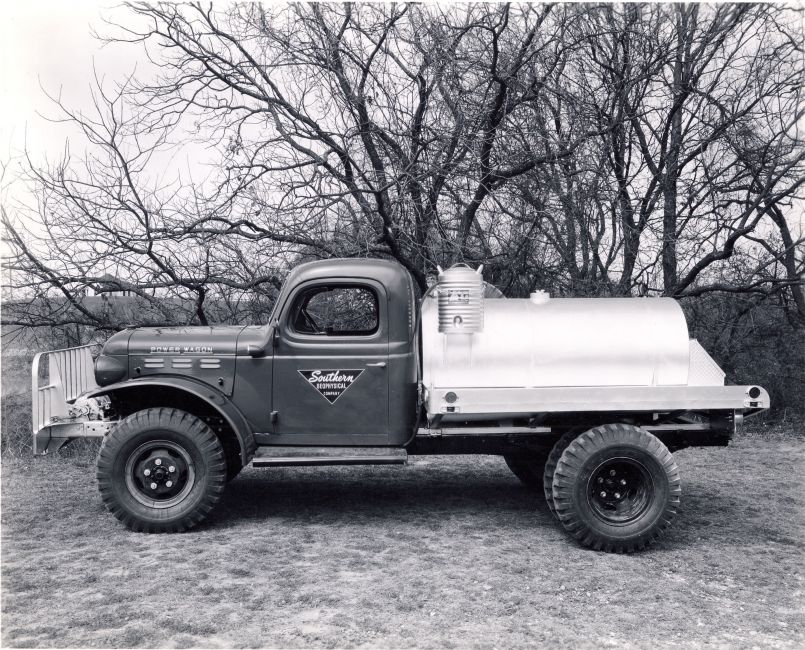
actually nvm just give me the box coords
[149,346,214,354]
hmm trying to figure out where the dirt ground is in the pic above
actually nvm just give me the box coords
[2,429,803,649]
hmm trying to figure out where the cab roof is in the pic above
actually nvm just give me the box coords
[277,257,417,342]
[286,258,412,291]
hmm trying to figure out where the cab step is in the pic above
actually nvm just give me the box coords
[251,446,408,467]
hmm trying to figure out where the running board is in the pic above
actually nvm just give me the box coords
[251,446,407,468]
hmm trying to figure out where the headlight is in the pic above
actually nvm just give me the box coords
[94,355,127,386]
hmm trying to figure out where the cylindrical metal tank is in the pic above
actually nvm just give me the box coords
[437,265,484,334]
[422,295,691,388]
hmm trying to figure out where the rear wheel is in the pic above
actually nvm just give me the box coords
[552,424,681,553]
[97,408,227,532]
[503,453,548,489]
[543,431,579,519]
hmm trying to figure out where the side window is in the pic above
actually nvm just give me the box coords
[290,286,379,336]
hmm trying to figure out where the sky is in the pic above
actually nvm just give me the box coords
[0,1,216,229]
[0,2,139,172]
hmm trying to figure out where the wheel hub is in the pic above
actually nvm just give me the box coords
[588,458,653,524]
[124,440,195,508]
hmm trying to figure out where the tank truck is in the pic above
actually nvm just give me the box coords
[32,259,768,551]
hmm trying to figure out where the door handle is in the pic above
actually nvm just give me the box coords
[366,362,387,368]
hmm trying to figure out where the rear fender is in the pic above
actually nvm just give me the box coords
[85,377,256,466]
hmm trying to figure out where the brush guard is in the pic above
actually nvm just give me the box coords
[31,346,114,455]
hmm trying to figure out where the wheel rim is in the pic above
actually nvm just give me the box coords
[124,439,195,509]
[586,457,654,524]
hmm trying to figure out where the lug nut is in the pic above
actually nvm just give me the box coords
[600,491,607,498]
[144,469,151,477]
[614,492,621,499]
[597,477,604,484]
[620,479,626,486]
[150,482,157,490]
[166,480,173,488]
[169,466,175,473]
[155,459,162,466]
[609,469,616,476]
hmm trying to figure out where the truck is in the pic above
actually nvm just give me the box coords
[31,258,769,552]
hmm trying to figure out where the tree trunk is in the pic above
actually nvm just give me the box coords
[769,204,805,327]
[662,6,688,295]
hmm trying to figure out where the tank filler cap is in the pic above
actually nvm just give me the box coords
[530,290,550,305]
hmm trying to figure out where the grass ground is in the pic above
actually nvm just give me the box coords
[1,429,803,649]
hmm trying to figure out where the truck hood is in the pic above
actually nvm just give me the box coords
[127,325,247,356]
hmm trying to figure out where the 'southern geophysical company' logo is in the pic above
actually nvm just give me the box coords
[298,369,364,404]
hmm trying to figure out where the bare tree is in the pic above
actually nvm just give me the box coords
[501,3,804,305]
[2,2,802,335]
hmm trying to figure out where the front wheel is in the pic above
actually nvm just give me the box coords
[552,424,681,553]
[96,408,227,532]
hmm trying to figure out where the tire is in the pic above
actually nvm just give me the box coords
[97,408,227,533]
[504,453,548,489]
[543,431,580,519]
[552,424,681,553]
[202,415,243,482]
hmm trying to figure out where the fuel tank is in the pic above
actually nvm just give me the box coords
[421,293,692,389]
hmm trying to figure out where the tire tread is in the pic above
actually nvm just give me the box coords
[551,423,682,553]
[96,407,226,534]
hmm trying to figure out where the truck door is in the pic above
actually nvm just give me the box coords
[271,280,390,444]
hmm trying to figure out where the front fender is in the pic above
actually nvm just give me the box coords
[85,377,256,465]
